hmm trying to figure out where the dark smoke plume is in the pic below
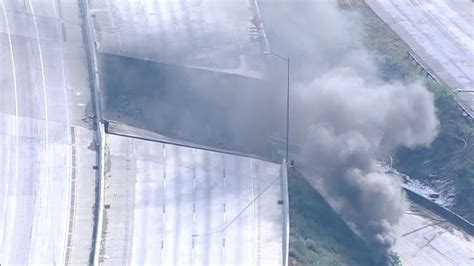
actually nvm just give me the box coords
[259,0,440,260]
[295,67,439,257]
[103,0,441,260]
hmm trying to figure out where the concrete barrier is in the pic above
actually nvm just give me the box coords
[403,187,474,236]
[281,161,290,266]
[78,0,106,264]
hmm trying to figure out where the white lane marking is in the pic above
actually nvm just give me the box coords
[26,0,55,263]
[51,1,72,264]
[0,0,20,262]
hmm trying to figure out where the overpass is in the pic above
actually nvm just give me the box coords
[0,0,288,264]
[85,0,288,264]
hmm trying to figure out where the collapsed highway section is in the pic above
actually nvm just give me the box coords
[82,0,289,264]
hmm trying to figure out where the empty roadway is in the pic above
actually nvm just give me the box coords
[0,0,96,263]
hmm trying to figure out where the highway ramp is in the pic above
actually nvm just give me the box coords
[367,0,474,117]
[98,132,285,264]
[0,0,97,264]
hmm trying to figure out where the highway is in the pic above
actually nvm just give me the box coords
[85,0,286,264]
[89,0,267,78]
[0,0,96,264]
[367,0,474,117]
[394,202,473,266]
[98,132,284,265]
[299,165,474,266]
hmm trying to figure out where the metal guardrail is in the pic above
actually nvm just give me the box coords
[406,51,439,84]
[78,0,106,264]
[406,40,473,120]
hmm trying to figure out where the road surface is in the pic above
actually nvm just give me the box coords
[98,133,285,265]
[394,202,473,266]
[367,0,474,117]
[89,0,267,78]
[0,0,97,264]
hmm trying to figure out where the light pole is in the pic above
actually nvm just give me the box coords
[264,51,290,164]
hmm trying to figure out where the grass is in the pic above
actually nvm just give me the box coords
[288,168,377,265]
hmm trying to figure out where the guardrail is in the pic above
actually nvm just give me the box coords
[78,0,106,264]
[253,2,289,263]
[406,51,439,84]
[406,43,473,121]
[403,187,474,236]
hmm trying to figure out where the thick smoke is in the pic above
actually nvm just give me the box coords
[295,67,439,256]
[104,0,441,259]
[264,0,440,259]
[260,0,440,259]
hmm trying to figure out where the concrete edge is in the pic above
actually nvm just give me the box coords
[79,0,106,265]
[280,161,290,266]
[403,187,474,236]
[104,119,268,162]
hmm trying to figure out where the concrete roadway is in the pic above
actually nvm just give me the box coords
[394,203,473,266]
[99,133,284,265]
[367,0,474,117]
[0,0,96,264]
[89,0,266,78]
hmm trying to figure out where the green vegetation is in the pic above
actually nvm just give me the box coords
[388,251,402,266]
[354,1,474,222]
[288,168,377,265]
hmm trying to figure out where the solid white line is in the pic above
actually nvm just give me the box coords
[26,0,55,263]
[0,0,20,262]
